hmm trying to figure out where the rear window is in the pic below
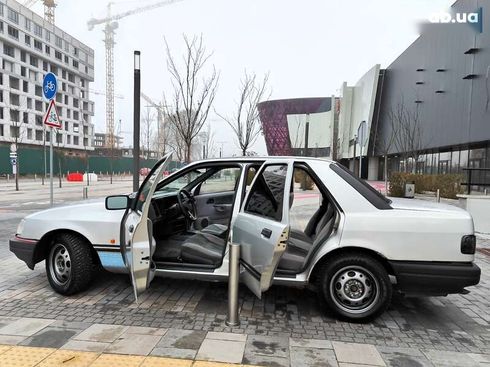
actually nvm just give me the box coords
[330,163,392,210]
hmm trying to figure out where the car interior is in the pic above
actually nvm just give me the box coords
[146,163,337,274]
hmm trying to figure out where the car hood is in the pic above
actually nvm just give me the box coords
[389,197,466,214]
[25,199,108,220]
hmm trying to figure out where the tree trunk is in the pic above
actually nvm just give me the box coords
[242,147,247,156]
[58,157,62,188]
[185,142,192,163]
[15,160,19,191]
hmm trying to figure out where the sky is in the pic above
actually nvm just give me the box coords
[28,0,455,156]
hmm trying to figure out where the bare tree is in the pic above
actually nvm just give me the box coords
[217,71,269,156]
[164,112,186,162]
[163,35,219,163]
[390,96,425,173]
[199,124,215,159]
[376,112,399,193]
[141,107,155,159]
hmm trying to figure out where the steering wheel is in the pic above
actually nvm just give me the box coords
[177,189,197,221]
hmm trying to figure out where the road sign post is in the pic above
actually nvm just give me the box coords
[43,73,58,206]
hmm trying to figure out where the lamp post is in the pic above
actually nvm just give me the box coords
[133,51,141,192]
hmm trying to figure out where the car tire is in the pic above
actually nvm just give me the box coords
[46,233,93,295]
[317,253,392,321]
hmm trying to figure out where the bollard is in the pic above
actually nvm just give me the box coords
[485,188,488,196]
[83,187,88,199]
[226,243,240,327]
[7,174,9,182]
[34,174,37,181]
[436,189,440,203]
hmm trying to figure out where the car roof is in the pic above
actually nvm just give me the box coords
[189,156,334,165]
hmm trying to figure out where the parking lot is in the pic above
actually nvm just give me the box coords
[0,182,489,366]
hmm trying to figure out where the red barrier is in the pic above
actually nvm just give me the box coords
[67,173,83,182]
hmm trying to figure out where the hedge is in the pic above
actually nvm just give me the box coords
[389,172,463,199]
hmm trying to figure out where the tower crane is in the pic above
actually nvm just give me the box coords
[23,0,56,24]
[87,0,184,149]
[141,92,166,157]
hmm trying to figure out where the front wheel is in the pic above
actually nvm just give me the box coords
[317,254,392,321]
[46,233,94,295]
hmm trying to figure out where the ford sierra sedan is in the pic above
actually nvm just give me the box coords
[10,155,481,320]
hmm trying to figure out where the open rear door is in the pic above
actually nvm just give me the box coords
[122,153,171,301]
[232,160,292,298]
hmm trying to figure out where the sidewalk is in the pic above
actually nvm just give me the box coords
[0,317,488,366]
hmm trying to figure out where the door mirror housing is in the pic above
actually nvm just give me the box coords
[105,195,130,210]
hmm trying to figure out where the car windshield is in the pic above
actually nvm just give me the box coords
[155,169,205,194]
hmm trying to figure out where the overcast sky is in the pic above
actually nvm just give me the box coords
[28,0,455,156]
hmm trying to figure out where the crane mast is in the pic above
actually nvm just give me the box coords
[87,0,184,151]
[141,92,166,157]
[22,0,56,24]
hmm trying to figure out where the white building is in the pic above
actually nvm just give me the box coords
[0,0,94,151]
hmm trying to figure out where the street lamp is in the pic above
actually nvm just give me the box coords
[133,51,141,192]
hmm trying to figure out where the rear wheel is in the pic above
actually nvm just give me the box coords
[317,254,392,321]
[46,233,93,295]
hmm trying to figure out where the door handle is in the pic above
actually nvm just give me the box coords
[261,228,272,238]
[128,225,134,233]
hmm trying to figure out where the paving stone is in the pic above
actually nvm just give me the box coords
[61,339,111,352]
[290,346,338,367]
[0,317,54,336]
[125,326,167,336]
[422,349,480,366]
[467,353,490,364]
[377,346,433,367]
[105,333,163,355]
[20,326,79,348]
[73,323,128,343]
[196,338,245,364]
[245,334,289,358]
[205,331,247,342]
[0,334,27,345]
[333,341,386,366]
[156,328,206,350]
[290,337,333,349]
[150,346,197,359]
[141,356,193,367]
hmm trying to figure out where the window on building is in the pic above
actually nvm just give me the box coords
[73,60,78,68]
[9,93,20,105]
[30,55,38,67]
[64,95,69,105]
[64,55,69,64]
[42,61,48,71]
[56,132,62,143]
[55,36,62,48]
[45,30,50,42]
[66,135,71,144]
[73,136,79,145]
[23,80,28,92]
[73,123,79,133]
[0,21,4,33]
[35,130,43,141]
[50,64,58,74]
[61,82,66,92]
[0,3,4,17]
[73,111,79,120]
[64,41,69,52]
[27,128,32,140]
[34,39,42,51]
[7,8,19,23]
[29,69,37,82]
[35,85,42,97]
[33,23,42,37]
[67,109,71,118]
[56,94,62,103]
[10,110,20,122]
[25,18,31,31]
[55,50,62,60]
[64,121,69,131]
[3,43,14,57]
[25,34,30,46]
[0,124,4,136]
[20,50,26,62]
[35,115,42,126]
[68,73,75,82]
[73,98,79,108]
[10,125,20,138]
[73,47,78,56]
[45,131,50,142]
[27,98,32,109]
[35,100,43,112]
[68,85,74,94]
[3,60,13,72]
[0,91,2,103]
[45,45,50,54]
[7,25,18,39]
[9,76,19,90]
[20,66,26,77]
[23,112,28,124]
[0,108,3,120]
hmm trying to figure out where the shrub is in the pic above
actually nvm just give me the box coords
[389,172,463,199]
[294,169,314,190]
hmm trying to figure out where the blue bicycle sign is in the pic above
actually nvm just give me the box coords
[43,72,57,100]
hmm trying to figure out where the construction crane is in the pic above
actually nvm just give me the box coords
[89,89,124,100]
[141,92,165,157]
[87,0,184,150]
[23,0,56,24]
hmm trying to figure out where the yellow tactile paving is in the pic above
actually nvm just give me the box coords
[0,345,259,367]
[141,356,192,367]
[89,353,146,367]
[36,350,99,367]
[0,346,54,367]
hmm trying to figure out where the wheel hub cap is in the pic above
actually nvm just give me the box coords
[49,244,71,286]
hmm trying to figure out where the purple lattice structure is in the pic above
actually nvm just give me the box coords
[258,97,331,156]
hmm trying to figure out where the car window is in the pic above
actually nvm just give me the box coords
[155,169,205,194]
[245,164,288,221]
[290,167,322,232]
[199,167,241,194]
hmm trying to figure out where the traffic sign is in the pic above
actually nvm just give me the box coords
[43,72,57,100]
[357,120,368,148]
[10,157,17,166]
[43,100,62,129]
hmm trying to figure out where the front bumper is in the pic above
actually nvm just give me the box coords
[9,236,39,270]
[389,260,481,296]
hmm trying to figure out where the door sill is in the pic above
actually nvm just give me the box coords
[154,261,217,272]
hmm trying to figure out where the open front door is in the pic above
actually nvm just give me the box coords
[232,161,292,298]
[122,153,171,302]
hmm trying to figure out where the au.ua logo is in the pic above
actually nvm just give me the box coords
[429,7,482,33]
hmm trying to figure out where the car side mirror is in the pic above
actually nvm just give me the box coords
[105,195,130,210]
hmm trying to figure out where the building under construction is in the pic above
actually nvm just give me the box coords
[0,0,95,155]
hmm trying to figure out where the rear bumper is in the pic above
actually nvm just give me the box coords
[389,260,481,296]
[9,236,39,270]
